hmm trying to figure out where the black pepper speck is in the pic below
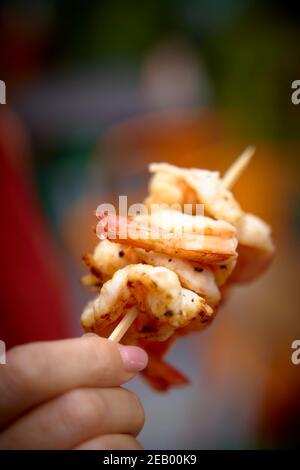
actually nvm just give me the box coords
[194,267,203,272]
[164,310,174,317]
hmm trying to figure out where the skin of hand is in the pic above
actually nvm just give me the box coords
[0,334,148,450]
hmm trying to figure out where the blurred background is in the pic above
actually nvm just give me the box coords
[1,0,300,449]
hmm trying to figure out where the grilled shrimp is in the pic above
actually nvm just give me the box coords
[145,169,198,207]
[82,239,221,306]
[96,209,238,264]
[146,163,274,280]
[81,264,214,342]
[146,162,243,224]
[230,213,275,282]
[135,249,221,306]
[80,160,275,393]
[81,239,138,287]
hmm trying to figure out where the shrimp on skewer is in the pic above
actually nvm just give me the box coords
[146,148,255,222]
[82,239,222,306]
[134,249,221,307]
[146,162,243,224]
[146,160,274,281]
[81,264,213,391]
[81,151,275,391]
[231,213,274,282]
[81,239,138,288]
[96,209,238,264]
[81,264,214,343]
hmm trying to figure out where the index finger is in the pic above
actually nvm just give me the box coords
[0,335,148,429]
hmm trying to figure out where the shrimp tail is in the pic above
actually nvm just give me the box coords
[141,354,189,392]
[138,337,189,392]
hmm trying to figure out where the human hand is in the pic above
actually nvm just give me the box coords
[0,335,148,449]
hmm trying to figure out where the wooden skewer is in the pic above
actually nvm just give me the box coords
[109,146,255,342]
[109,307,139,342]
[222,145,255,190]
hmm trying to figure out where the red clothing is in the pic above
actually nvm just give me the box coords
[0,112,71,349]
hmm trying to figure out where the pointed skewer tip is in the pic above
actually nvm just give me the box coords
[222,145,255,189]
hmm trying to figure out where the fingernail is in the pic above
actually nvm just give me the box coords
[83,333,98,338]
[117,345,148,372]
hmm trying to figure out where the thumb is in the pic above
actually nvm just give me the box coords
[83,333,149,384]
[117,343,149,373]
